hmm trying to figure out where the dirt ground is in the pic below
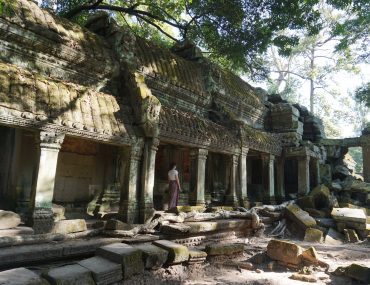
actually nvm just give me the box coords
[125,237,370,285]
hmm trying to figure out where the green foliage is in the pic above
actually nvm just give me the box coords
[354,82,370,108]
[0,0,15,18]
[38,0,323,79]
[348,147,363,174]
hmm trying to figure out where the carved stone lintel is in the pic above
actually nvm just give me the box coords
[32,207,54,234]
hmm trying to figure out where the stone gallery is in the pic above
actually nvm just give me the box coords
[0,1,369,284]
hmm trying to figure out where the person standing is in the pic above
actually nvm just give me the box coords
[168,162,181,209]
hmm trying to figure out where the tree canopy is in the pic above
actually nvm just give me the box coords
[39,0,327,78]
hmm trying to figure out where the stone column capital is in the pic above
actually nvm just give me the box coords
[150,137,160,152]
[261,153,275,161]
[37,131,65,150]
[190,148,208,160]
[241,147,249,156]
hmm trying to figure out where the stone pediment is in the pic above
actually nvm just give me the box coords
[0,62,134,144]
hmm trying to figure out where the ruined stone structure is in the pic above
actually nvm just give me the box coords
[0,0,368,233]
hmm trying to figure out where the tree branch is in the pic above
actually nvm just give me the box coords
[271,70,309,80]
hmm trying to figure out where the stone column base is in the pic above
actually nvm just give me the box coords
[118,201,139,224]
[139,202,155,223]
[31,207,54,234]
[225,195,239,207]
[242,198,250,209]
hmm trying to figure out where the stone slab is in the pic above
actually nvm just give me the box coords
[120,234,159,244]
[0,268,48,285]
[331,208,366,224]
[205,243,244,256]
[344,229,360,243]
[346,263,370,283]
[0,227,34,237]
[188,248,207,259]
[153,240,189,264]
[52,219,87,234]
[304,228,323,243]
[267,239,303,266]
[285,204,316,231]
[105,220,132,231]
[184,219,252,234]
[0,211,21,230]
[43,264,95,285]
[133,244,169,269]
[325,228,344,245]
[78,256,122,285]
[96,243,144,279]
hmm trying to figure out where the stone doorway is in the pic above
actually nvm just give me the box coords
[284,159,298,199]
[154,143,191,210]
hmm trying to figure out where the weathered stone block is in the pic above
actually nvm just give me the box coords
[331,208,366,224]
[96,243,144,279]
[305,208,328,218]
[0,210,21,230]
[52,219,87,234]
[105,219,131,231]
[297,196,315,209]
[153,240,189,264]
[344,229,360,243]
[316,218,336,228]
[78,256,122,285]
[266,239,303,266]
[52,204,65,222]
[43,264,95,285]
[301,246,319,264]
[133,244,168,269]
[205,243,244,256]
[325,228,344,245]
[0,226,34,237]
[285,204,316,232]
[0,268,48,285]
[168,205,206,213]
[309,185,331,209]
[346,263,370,283]
[160,223,191,234]
[304,228,323,243]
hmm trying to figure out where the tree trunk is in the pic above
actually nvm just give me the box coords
[310,48,315,113]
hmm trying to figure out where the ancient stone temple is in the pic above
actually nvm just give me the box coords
[0,0,369,235]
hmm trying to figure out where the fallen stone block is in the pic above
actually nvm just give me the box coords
[133,243,168,269]
[325,228,344,245]
[304,228,323,243]
[188,248,207,264]
[168,205,206,213]
[153,240,189,264]
[309,185,332,209]
[301,247,320,265]
[345,263,370,283]
[205,243,244,256]
[43,264,95,285]
[78,256,122,285]
[333,165,350,179]
[160,223,191,234]
[285,204,316,235]
[0,210,21,230]
[266,239,303,266]
[52,219,87,234]
[344,229,360,243]
[290,273,317,283]
[0,226,34,237]
[297,196,315,209]
[331,208,367,224]
[105,219,132,231]
[305,208,328,218]
[316,218,336,228]
[96,243,144,279]
[0,267,48,285]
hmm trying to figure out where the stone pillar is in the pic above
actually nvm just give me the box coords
[311,158,321,187]
[363,145,370,183]
[189,149,208,206]
[118,140,143,224]
[239,147,249,208]
[226,154,239,206]
[262,154,275,204]
[298,155,310,196]
[275,156,285,203]
[140,137,159,222]
[30,131,65,233]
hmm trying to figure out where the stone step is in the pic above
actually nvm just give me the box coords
[0,267,48,285]
[78,256,123,285]
[96,243,144,279]
[153,240,189,264]
[0,238,121,269]
[133,243,169,269]
[0,227,34,237]
[42,264,95,285]
[205,243,244,256]
[183,219,252,235]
